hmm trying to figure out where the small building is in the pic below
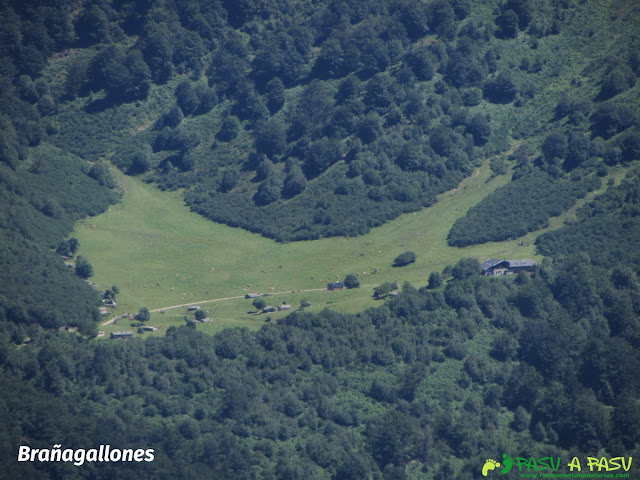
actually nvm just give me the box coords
[99,307,108,315]
[142,326,158,332]
[506,259,536,273]
[110,331,133,339]
[245,293,260,299]
[482,259,536,276]
[278,304,291,311]
[327,281,345,291]
[262,305,276,313]
[187,306,201,311]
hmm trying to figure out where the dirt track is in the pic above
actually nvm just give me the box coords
[101,285,377,326]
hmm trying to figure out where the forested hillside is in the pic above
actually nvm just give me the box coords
[2,0,637,243]
[2,250,640,479]
[1,0,640,478]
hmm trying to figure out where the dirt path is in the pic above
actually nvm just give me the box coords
[447,166,481,195]
[101,285,379,325]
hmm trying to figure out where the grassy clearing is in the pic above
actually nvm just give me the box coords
[77,162,623,338]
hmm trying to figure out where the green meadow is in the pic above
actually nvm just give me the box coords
[73,162,623,338]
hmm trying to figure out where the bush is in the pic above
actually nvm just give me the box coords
[217,116,240,142]
[428,272,443,289]
[451,258,480,280]
[344,274,360,289]
[74,256,94,279]
[393,251,416,267]
[135,307,150,323]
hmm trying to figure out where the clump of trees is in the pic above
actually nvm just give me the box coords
[344,274,360,289]
[74,256,94,279]
[393,251,416,267]
[55,237,79,257]
[134,307,150,323]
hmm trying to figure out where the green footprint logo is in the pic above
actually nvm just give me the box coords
[482,459,501,476]
[501,454,514,474]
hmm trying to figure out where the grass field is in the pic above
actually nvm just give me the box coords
[73,161,624,338]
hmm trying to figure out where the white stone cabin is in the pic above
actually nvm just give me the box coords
[278,304,291,311]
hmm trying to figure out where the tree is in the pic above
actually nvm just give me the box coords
[56,238,79,257]
[254,176,282,205]
[135,307,150,323]
[483,72,517,103]
[282,167,307,198]
[358,111,382,144]
[542,132,567,162]
[468,114,491,145]
[74,256,94,279]
[220,167,241,192]
[265,77,285,114]
[127,147,152,175]
[256,158,275,180]
[336,75,362,103]
[76,5,110,45]
[452,258,480,280]
[497,10,519,38]
[160,105,184,129]
[68,238,80,256]
[254,119,286,158]
[253,298,266,311]
[374,282,398,297]
[194,309,207,321]
[217,116,241,142]
[393,251,417,267]
[428,272,443,289]
[55,240,71,257]
[344,274,360,289]
[300,299,311,309]
[405,46,435,81]
[195,85,217,113]
[303,138,342,178]
[37,95,56,116]
[175,81,199,115]
[88,161,116,188]
[600,66,636,99]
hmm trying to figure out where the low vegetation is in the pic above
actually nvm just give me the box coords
[448,169,601,246]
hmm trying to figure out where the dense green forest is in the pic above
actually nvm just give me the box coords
[2,0,637,242]
[2,249,640,478]
[1,0,640,478]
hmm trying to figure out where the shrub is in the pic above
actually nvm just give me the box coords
[393,251,416,267]
[344,274,360,289]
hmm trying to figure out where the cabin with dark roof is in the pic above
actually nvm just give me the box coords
[110,331,133,339]
[482,259,536,276]
[262,305,276,313]
[327,281,345,290]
